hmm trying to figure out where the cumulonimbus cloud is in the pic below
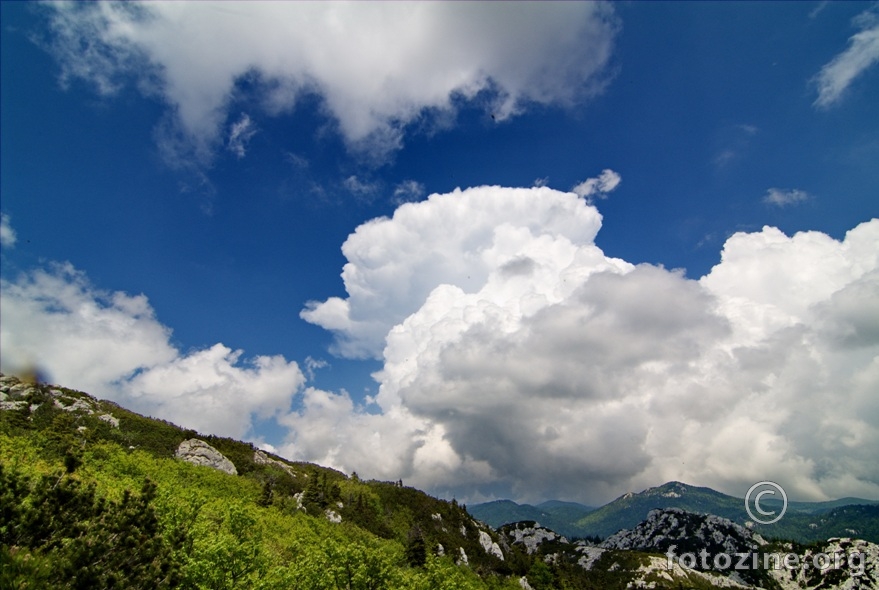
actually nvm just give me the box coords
[39,2,619,165]
[293,186,879,504]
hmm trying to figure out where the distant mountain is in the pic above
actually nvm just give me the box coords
[474,481,879,544]
[766,504,879,544]
[574,481,879,542]
[469,499,594,538]
[575,481,746,538]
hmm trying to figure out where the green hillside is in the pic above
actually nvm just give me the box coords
[0,374,520,589]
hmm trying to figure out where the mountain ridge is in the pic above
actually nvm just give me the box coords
[471,481,879,543]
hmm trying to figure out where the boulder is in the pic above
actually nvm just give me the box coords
[175,439,238,475]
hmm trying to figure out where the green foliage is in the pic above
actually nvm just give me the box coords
[0,464,181,589]
[527,560,555,590]
[182,501,267,589]
[406,526,427,568]
[0,416,502,590]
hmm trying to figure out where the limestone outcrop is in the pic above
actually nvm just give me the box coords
[175,439,238,475]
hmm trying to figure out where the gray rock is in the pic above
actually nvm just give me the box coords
[98,413,120,428]
[54,397,95,414]
[175,439,238,475]
[479,529,505,560]
[0,401,28,411]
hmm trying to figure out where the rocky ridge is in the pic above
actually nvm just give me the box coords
[494,507,879,589]
[600,507,765,555]
[1,373,119,427]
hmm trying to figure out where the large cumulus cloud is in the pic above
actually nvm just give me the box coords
[0,263,305,440]
[301,184,614,358]
[40,1,618,164]
[290,186,879,504]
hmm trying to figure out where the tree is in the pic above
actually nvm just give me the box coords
[406,526,427,568]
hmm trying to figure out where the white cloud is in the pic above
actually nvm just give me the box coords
[0,213,16,248]
[300,185,610,359]
[0,263,305,439]
[303,356,329,381]
[121,344,303,440]
[533,177,550,187]
[813,5,879,108]
[763,187,812,207]
[343,175,380,200]
[227,112,257,158]
[40,2,619,165]
[571,169,622,202]
[295,185,879,504]
[809,1,830,20]
[392,180,425,204]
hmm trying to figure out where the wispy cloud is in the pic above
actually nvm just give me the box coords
[713,123,759,169]
[227,113,257,159]
[571,169,622,203]
[303,356,329,382]
[763,187,812,207]
[392,180,425,204]
[813,4,879,108]
[343,175,380,202]
[0,213,16,248]
[809,1,830,20]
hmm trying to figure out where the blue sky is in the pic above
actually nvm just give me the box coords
[1,2,878,505]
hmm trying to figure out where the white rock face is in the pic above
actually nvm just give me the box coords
[54,396,96,414]
[575,545,606,570]
[505,523,568,555]
[631,555,751,589]
[325,509,342,524]
[601,508,761,556]
[175,439,238,475]
[0,401,28,411]
[768,538,879,590]
[478,530,504,561]
[458,547,469,566]
[98,413,119,427]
